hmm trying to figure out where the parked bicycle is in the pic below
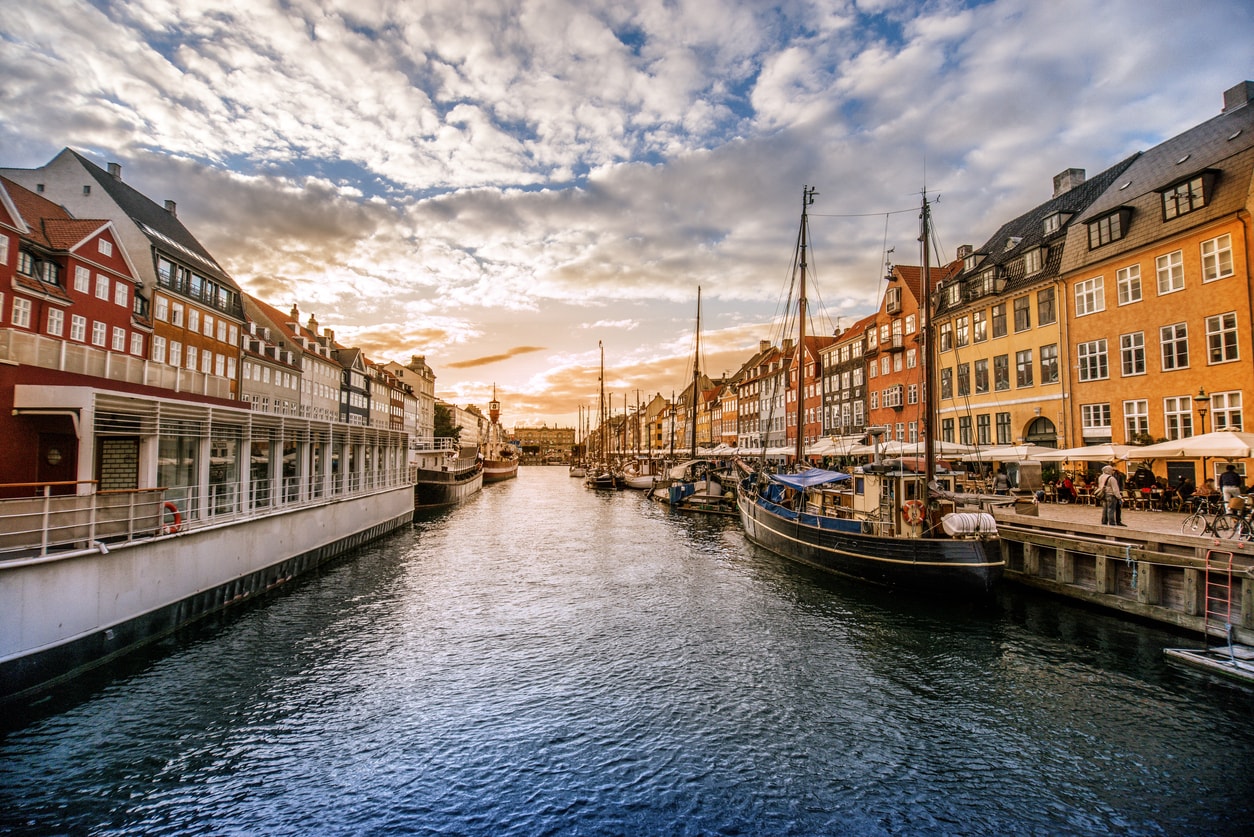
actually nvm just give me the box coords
[1181,493,1254,538]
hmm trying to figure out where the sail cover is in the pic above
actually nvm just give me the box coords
[769,468,850,489]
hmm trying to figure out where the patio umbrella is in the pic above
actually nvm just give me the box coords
[1029,443,1137,462]
[1132,431,1254,459]
[883,440,976,457]
[959,444,1051,462]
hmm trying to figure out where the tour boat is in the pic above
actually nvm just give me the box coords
[481,385,519,483]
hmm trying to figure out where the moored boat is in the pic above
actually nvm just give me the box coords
[413,446,484,508]
[481,386,519,483]
[737,187,1002,595]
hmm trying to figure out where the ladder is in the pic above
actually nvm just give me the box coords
[1203,550,1236,660]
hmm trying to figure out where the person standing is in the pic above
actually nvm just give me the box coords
[1097,465,1126,526]
[1219,464,1243,503]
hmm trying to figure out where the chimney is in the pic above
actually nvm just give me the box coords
[325,328,335,345]
[759,340,771,353]
[107,162,122,180]
[289,303,299,322]
[1052,168,1086,198]
[308,313,319,334]
[164,199,177,217]
[1223,81,1254,113]
[956,244,973,260]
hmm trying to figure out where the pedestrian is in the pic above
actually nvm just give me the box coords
[992,468,1010,495]
[1219,464,1243,503]
[1096,465,1125,526]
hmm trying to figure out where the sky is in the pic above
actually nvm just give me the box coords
[1,0,1249,428]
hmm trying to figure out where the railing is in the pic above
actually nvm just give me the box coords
[0,464,414,559]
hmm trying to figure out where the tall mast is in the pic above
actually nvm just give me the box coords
[691,286,701,459]
[796,186,816,466]
[921,192,936,489]
[599,341,606,462]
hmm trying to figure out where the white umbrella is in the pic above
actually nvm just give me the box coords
[1029,443,1137,462]
[959,444,1051,463]
[883,439,976,456]
[1133,431,1254,459]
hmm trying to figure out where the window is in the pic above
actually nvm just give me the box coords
[957,362,970,396]
[941,418,954,443]
[955,316,969,347]
[1013,297,1031,332]
[215,354,226,377]
[153,335,167,364]
[1161,174,1209,220]
[907,384,918,405]
[905,315,916,335]
[95,274,110,300]
[98,238,113,256]
[993,355,1010,391]
[1206,312,1239,363]
[1164,396,1194,439]
[972,310,987,342]
[991,304,1007,338]
[201,350,212,374]
[1023,247,1043,275]
[188,309,200,332]
[12,297,31,328]
[1081,403,1111,436]
[974,359,989,393]
[217,320,227,342]
[113,281,128,307]
[112,327,126,352]
[155,296,168,321]
[169,341,181,367]
[74,265,90,293]
[38,262,58,285]
[1074,276,1104,315]
[906,348,917,368]
[995,412,1011,445]
[1077,340,1108,381]
[171,302,184,327]
[1037,288,1056,326]
[1201,234,1233,281]
[92,321,107,346]
[129,331,141,354]
[939,322,953,352]
[958,416,972,445]
[880,356,889,376]
[70,314,86,342]
[157,258,174,286]
[204,314,214,337]
[1088,210,1125,248]
[17,251,34,276]
[1212,391,1243,432]
[1124,400,1149,441]
[1160,323,1189,370]
[1120,332,1145,376]
[977,414,991,445]
[1156,250,1184,294]
[0,234,7,265]
[940,368,953,399]
[1015,350,1033,387]
[47,308,64,336]
[1043,212,1068,235]
[186,345,198,371]
[1040,343,1059,384]
[1116,265,1141,305]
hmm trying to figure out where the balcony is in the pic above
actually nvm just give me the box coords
[884,334,905,352]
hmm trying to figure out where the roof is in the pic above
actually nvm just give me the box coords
[0,175,110,252]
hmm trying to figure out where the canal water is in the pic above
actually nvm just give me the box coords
[2,468,1252,835]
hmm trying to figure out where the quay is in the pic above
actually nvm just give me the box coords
[991,499,1254,683]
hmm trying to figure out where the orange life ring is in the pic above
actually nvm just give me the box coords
[162,501,182,534]
[902,499,926,526]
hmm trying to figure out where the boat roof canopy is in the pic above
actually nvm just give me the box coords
[770,468,850,489]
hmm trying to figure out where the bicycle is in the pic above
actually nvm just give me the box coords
[1214,494,1254,540]
[1180,495,1227,535]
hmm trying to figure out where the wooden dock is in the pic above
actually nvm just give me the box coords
[992,500,1254,684]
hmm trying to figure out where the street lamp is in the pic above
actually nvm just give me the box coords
[1193,387,1209,434]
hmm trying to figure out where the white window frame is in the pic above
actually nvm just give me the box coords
[130,332,144,356]
[1156,250,1184,295]
[92,320,107,346]
[1124,399,1148,440]
[12,297,32,328]
[74,265,90,293]
[1077,340,1108,382]
[70,314,86,342]
[111,326,126,352]
[1120,332,1145,376]
[1074,276,1104,316]
[153,335,167,364]
[1212,391,1243,432]
[1163,395,1194,439]
[95,274,110,300]
[1081,403,1111,436]
[1116,264,1141,305]
[47,307,64,336]
[1201,234,1234,282]
[1160,323,1189,371]
[113,281,128,307]
[1206,311,1239,364]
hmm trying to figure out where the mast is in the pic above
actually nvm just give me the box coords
[690,286,701,459]
[921,192,936,489]
[795,186,816,466]
[599,341,606,463]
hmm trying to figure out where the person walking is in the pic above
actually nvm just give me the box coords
[1097,465,1125,526]
[1219,464,1243,503]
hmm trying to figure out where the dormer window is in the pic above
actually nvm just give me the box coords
[1160,171,1215,220]
[1087,208,1130,250]
[17,250,35,276]
[944,282,961,306]
[1023,247,1044,275]
[963,253,980,271]
[1043,211,1072,235]
[1004,236,1023,252]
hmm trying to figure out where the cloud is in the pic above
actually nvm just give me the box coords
[446,346,547,369]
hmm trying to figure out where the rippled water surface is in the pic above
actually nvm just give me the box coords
[3,468,1253,835]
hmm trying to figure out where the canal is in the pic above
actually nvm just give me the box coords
[2,467,1252,835]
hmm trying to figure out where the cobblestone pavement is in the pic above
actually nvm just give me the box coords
[996,498,1197,537]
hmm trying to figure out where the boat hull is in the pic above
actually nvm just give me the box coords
[482,459,519,483]
[1,486,414,703]
[738,488,1002,595]
[414,465,484,507]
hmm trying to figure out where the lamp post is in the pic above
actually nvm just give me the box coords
[1193,387,1209,435]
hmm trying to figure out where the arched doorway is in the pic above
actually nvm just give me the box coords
[1025,417,1057,447]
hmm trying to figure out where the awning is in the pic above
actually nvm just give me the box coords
[769,468,851,489]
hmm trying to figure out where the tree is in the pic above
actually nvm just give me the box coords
[434,403,461,443]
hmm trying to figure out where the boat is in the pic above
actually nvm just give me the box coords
[649,458,737,514]
[736,186,1003,595]
[481,385,519,483]
[620,455,664,490]
[584,341,620,489]
[413,445,484,508]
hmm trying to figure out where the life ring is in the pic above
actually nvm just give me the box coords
[902,499,926,526]
[162,501,182,534]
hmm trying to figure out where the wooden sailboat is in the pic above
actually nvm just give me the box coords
[585,341,619,489]
[736,186,1003,594]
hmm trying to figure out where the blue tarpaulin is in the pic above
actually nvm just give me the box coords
[769,468,850,489]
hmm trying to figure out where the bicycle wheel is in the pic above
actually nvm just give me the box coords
[1213,512,1240,538]
[1182,513,1210,535]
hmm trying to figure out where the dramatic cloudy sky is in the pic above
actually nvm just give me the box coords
[1,0,1248,426]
